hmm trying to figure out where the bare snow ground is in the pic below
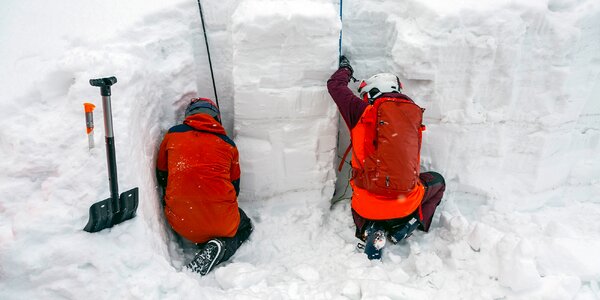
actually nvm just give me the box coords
[0,0,599,299]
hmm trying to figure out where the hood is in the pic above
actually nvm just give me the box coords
[183,113,227,135]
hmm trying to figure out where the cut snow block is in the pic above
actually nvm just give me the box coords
[421,123,508,194]
[569,124,600,183]
[502,126,575,194]
[423,121,576,206]
[235,118,338,201]
[232,1,340,89]
[231,0,340,202]
[234,87,336,120]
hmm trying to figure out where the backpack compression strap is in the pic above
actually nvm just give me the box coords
[338,143,353,172]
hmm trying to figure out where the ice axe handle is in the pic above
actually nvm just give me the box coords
[90,77,117,96]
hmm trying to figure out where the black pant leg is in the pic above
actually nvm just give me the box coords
[418,172,445,232]
[219,208,253,262]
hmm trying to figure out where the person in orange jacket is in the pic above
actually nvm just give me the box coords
[328,56,445,259]
[156,97,252,275]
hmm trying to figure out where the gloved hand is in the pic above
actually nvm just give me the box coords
[339,55,353,75]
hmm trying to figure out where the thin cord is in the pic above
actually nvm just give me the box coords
[333,0,345,203]
[338,0,343,59]
[331,153,353,206]
[197,0,220,109]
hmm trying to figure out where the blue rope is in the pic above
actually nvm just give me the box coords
[338,0,343,59]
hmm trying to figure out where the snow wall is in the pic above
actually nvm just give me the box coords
[0,2,210,298]
[341,0,600,211]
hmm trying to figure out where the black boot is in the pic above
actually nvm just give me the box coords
[364,223,386,260]
[389,217,420,244]
[187,239,225,276]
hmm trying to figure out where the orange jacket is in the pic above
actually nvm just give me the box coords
[156,114,241,243]
[350,105,425,220]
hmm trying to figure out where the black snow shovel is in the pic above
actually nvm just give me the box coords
[84,76,139,233]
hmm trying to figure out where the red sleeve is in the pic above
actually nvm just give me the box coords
[326,68,368,129]
[230,146,241,196]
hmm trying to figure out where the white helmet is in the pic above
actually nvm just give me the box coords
[357,73,403,102]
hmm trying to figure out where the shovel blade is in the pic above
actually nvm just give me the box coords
[113,187,139,225]
[83,197,113,233]
[83,187,139,233]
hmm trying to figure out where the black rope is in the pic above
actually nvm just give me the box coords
[196,0,220,109]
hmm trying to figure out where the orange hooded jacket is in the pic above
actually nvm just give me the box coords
[156,114,241,243]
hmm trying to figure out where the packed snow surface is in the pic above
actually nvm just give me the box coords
[1,0,599,299]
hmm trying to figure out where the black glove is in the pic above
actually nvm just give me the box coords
[339,55,353,75]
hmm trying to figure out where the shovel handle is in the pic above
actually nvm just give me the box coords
[90,77,117,138]
[90,77,117,96]
[90,76,119,202]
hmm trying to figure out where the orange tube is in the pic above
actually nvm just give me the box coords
[84,103,96,113]
[84,103,95,148]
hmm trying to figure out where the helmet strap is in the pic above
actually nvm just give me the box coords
[368,89,382,104]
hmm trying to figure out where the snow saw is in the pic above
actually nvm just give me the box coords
[84,76,138,233]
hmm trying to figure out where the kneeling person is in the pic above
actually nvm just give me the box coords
[327,57,446,259]
[156,98,252,275]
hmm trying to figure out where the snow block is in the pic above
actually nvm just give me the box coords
[231,0,340,202]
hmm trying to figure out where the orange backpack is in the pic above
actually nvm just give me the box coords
[341,97,425,197]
